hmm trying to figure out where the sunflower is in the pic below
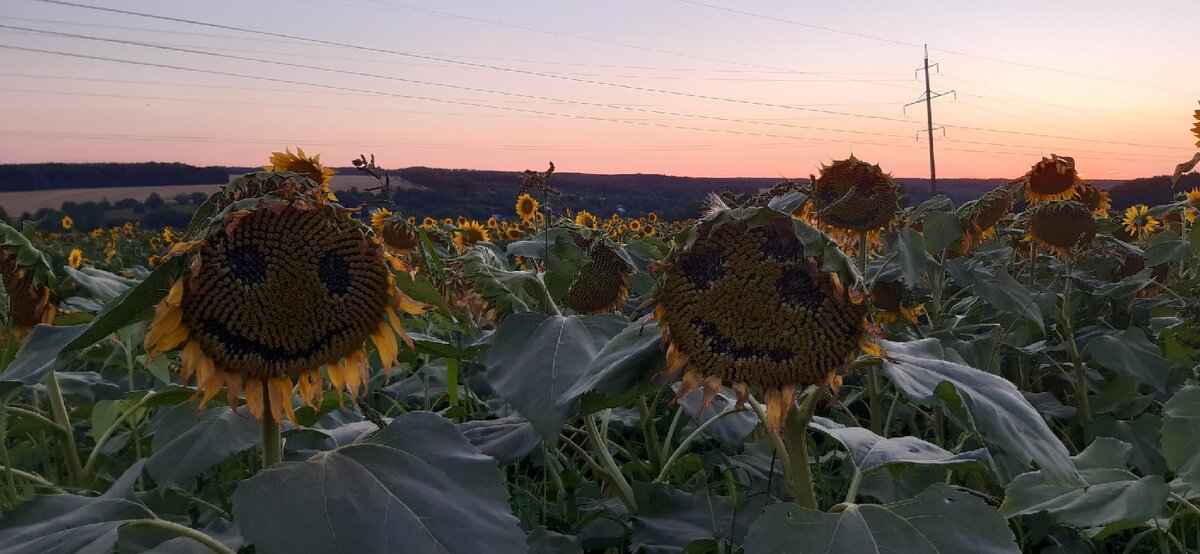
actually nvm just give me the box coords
[1193,103,1200,148]
[380,216,420,255]
[1122,205,1160,240]
[562,235,629,314]
[61,215,73,230]
[1073,183,1111,217]
[0,223,55,338]
[870,279,925,324]
[1026,200,1096,257]
[647,212,658,224]
[505,227,523,240]
[515,194,540,222]
[443,217,453,225]
[371,207,392,229]
[1020,155,1080,203]
[1180,189,1200,222]
[628,219,642,233]
[90,228,104,238]
[804,155,900,253]
[956,186,1014,253]
[486,217,499,229]
[143,171,428,424]
[454,220,491,253]
[162,227,176,243]
[265,147,337,200]
[67,249,83,269]
[422,216,437,229]
[575,210,598,229]
[656,208,879,431]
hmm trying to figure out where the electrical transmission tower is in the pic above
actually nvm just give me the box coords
[904,45,955,196]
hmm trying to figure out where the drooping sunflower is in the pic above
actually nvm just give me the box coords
[515,193,540,223]
[0,222,56,338]
[956,186,1014,253]
[67,249,83,269]
[61,215,73,230]
[1074,183,1111,217]
[1025,200,1096,257]
[803,155,900,253]
[1019,155,1080,203]
[454,220,491,253]
[1181,189,1200,222]
[562,234,629,315]
[870,279,925,324]
[264,147,337,200]
[1121,205,1160,240]
[143,171,428,424]
[656,207,879,431]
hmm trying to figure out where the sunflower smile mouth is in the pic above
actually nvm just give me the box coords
[200,319,335,365]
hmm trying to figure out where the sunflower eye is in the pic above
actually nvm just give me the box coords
[226,245,268,285]
[317,251,350,295]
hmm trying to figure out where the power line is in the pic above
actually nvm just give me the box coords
[2,43,1111,161]
[678,0,1196,95]
[9,23,1187,159]
[11,7,1191,154]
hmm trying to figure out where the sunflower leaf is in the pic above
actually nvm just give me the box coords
[0,494,155,554]
[232,411,525,554]
[743,483,1018,553]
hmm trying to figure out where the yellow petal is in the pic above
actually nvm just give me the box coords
[394,289,431,315]
[373,323,399,376]
[245,378,265,420]
[386,308,414,349]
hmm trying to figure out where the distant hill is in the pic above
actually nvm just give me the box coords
[0,162,228,191]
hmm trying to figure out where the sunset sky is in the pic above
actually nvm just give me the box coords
[0,0,1196,179]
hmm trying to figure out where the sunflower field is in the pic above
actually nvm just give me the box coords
[1,114,1200,553]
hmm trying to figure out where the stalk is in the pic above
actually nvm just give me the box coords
[44,372,83,486]
[583,414,637,512]
[260,379,282,469]
[122,519,237,554]
[637,397,663,471]
[654,405,739,482]
[857,233,883,435]
[1061,255,1093,446]
[781,388,822,509]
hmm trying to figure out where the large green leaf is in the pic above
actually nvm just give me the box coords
[231,411,525,554]
[921,211,963,253]
[1161,387,1200,493]
[459,245,555,315]
[1172,152,1200,186]
[809,416,988,474]
[146,404,261,486]
[486,312,627,441]
[630,482,755,553]
[563,316,666,416]
[971,268,1043,332]
[0,494,154,554]
[880,339,1078,484]
[1082,328,1169,393]
[1000,437,1168,537]
[893,227,929,288]
[743,483,1018,553]
[63,255,186,352]
[457,414,540,465]
[0,324,87,395]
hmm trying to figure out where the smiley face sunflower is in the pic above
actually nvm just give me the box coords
[144,171,428,424]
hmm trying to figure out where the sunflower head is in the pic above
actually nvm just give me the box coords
[0,222,56,335]
[575,210,598,229]
[61,215,73,230]
[628,219,642,232]
[647,212,658,223]
[454,220,491,253]
[1022,155,1080,203]
[810,155,900,233]
[1026,200,1096,256]
[562,235,629,315]
[515,194,540,222]
[142,171,428,423]
[957,186,1014,252]
[265,147,337,200]
[869,279,925,325]
[657,207,876,431]
[67,249,83,269]
[1121,204,1160,240]
[504,227,523,241]
[370,208,392,230]
[1192,102,1200,148]
[1074,183,1111,217]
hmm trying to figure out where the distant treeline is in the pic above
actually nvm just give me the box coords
[0,162,229,191]
[0,162,1196,230]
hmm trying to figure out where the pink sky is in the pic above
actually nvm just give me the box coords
[0,0,1196,179]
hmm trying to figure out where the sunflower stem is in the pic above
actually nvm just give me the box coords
[583,413,637,513]
[122,519,237,554]
[857,233,884,436]
[654,404,740,483]
[781,388,821,509]
[260,380,282,469]
[83,389,161,480]
[44,371,83,487]
[637,397,663,472]
[1061,255,1093,447]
